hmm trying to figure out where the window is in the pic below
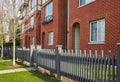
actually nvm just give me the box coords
[45,2,53,17]
[42,0,48,4]
[30,16,34,29]
[31,0,35,9]
[90,19,105,43]
[31,36,34,45]
[48,32,54,45]
[42,0,46,4]
[38,0,42,5]
[79,0,95,6]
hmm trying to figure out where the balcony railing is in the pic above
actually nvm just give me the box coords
[19,0,29,11]
[41,15,53,25]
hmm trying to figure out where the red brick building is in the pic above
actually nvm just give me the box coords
[19,0,120,55]
[40,0,67,49]
[68,0,120,54]
[19,0,41,48]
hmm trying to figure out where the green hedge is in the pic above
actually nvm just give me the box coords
[3,43,13,46]
[3,42,20,47]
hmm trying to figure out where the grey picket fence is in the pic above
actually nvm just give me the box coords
[34,50,116,82]
[3,47,116,82]
[16,48,30,62]
[3,47,13,58]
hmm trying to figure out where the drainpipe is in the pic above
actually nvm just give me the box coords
[66,0,69,51]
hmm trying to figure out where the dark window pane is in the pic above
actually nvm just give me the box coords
[91,22,97,41]
[80,0,86,5]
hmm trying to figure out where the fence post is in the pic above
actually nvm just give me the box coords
[56,45,62,81]
[35,45,42,67]
[30,45,35,66]
[117,43,120,82]
[36,45,42,51]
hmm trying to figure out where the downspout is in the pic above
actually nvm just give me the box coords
[66,0,69,50]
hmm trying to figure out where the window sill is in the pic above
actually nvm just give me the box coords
[88,41,105,44]
[78,0,96,8]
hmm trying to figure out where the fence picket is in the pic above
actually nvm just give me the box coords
[81,53,84,82]
[108,50,111,82]
[104,56,107,82]
[100,50,104,82]
[112,56,115,82]
[80,51,83,82]
[97,55,100,82]
[92,54,94,82]
[3,47,117,82]
[86,54,89,82]
[94,50,97,81]
[89,50,92,82]
[78,52,81,81]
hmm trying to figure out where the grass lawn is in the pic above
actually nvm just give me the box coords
[0,71,57,82]
[0,57,10,60]
[0,60,27,70]
[64,63,116,81]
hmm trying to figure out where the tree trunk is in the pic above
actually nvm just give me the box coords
[1,39,3,58]
[13,35,16,66]
[12,0,16,66]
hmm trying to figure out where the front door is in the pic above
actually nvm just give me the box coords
[42,32,45,49]
[74,24,80,50]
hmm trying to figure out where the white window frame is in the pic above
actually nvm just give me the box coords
[89,19,105,44]
[48,32,54,45]
[31,0,35,9]
[42,0,48,4]
[30,16,34,28]
[38,0,42,5]
[45,2,53,17]
[79,0,96,7]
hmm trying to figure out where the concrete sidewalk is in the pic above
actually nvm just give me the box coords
[0,60,11,62]
[0,67,36,74]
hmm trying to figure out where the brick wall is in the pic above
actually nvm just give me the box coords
[34,11,41,45]
[69,0,120,55]
[41,0,66,49]
[20,10,41,48]
[20,0,120,55]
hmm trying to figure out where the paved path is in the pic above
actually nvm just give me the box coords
[0,60,11,62]
[0,67,36,74]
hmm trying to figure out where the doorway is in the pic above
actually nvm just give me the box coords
[42,32,45,49]
[73,23,80,50]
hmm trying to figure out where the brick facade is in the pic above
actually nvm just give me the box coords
[68,0,120,55]
[40,0,66,49]
[27,11,41,47]
[19,0,120,55]
[19,0,41,48]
